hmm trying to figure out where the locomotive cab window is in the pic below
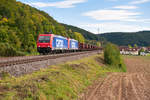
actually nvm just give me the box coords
[39,36,50,43]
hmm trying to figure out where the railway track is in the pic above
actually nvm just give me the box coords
[0,50,100,68]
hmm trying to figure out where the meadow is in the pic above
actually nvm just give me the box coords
[0,54,126,100]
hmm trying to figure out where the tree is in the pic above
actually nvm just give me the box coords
[8,30,21,49]
[138,48,145,55]
[73,32,85,43]
[96,42,101,47]
[0,26,9,42]
[0,17,8,24]
[0,15,2,19]
[134,44,138,48]
[128,44,132,48]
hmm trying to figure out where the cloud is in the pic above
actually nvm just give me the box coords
[113,5,138,9]
[83,9,140,21]
[26,0,87,8]
[79,23,150,33]
[130,0,150,4]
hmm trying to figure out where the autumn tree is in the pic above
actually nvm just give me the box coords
[73,32,85,43]
[134,44,138,48]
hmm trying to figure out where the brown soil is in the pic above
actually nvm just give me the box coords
[79,56,150,100]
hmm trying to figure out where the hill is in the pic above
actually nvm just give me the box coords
[0,0,95,56]
[98,31,150,46]
[62,24,98,40]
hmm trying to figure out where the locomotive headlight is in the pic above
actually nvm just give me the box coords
[38,45,40,47]
[48,45,50,47]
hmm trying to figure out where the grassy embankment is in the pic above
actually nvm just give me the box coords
[0,54,126,100]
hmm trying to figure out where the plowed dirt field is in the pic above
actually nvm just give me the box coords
[79,56,150,100]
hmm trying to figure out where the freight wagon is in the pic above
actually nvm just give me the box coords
[69,39,78,51]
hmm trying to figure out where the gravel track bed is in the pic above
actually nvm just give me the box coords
[0,51,99,77]
[0,55,41,63]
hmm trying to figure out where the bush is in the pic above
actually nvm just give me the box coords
[104,43,120,65]
[104,43,126,71]
[0,43,25,56]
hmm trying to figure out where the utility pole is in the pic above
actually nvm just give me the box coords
[98,27,100,34]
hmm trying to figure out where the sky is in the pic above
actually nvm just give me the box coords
[16,0,150,34]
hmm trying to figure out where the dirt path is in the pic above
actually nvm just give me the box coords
[79,56,150,100]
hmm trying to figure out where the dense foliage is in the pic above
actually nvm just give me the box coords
[98,31,150,46]
[104,43,121,65]
[0,43,24,56]
[104,43,126,72]
[0,0,89,56]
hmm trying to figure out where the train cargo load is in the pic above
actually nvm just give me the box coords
[52,35,68,50]
[69,39,78,50]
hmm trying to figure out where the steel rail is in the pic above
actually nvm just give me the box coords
[0,50,99,67]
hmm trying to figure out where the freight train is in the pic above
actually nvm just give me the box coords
[37,33,100,54]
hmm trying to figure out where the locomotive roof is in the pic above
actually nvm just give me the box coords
[39,34,78,42]
[39,34,51,36]
[53,34,68,39]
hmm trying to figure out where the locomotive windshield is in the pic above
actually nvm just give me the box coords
[39,36,50,43]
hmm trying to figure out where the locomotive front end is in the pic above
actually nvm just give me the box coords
[37,34,52,54]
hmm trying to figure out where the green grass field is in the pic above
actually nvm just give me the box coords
[0,54,126,100]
